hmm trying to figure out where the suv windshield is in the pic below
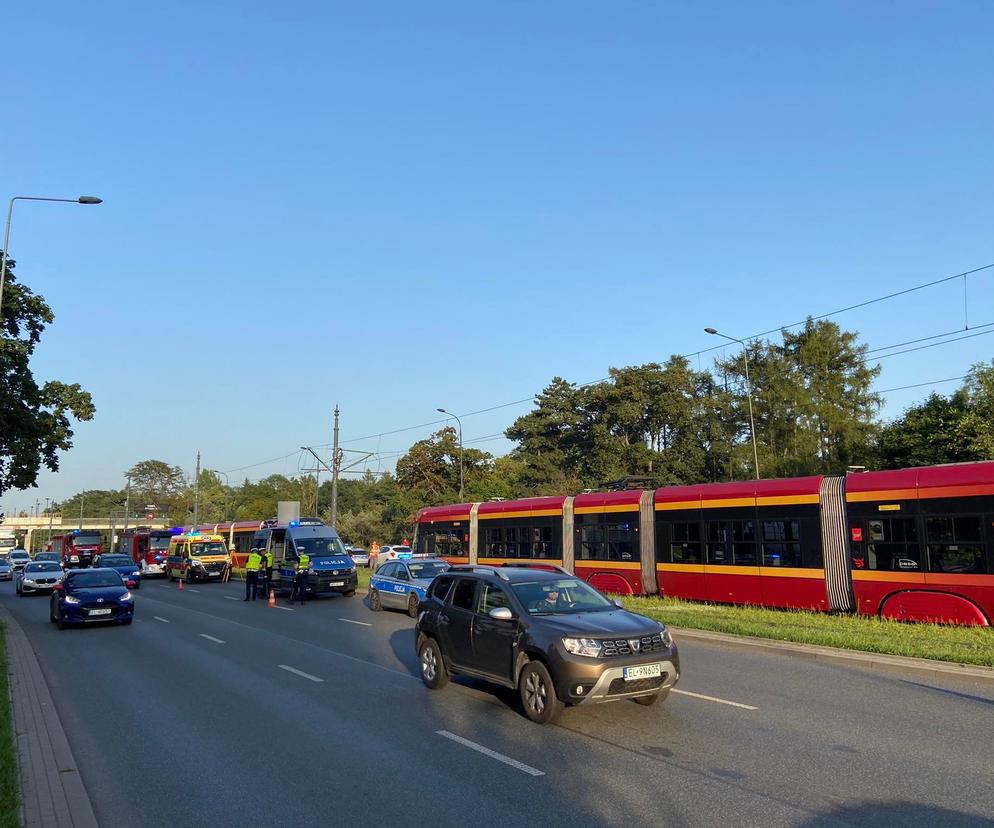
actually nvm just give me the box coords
[189,542,226,556]
[10,552,29,560]
[70,572,124,588]
[294,537,347,556]
[511,578,615,614]
[99,556,133,567]
[150,536,172,550]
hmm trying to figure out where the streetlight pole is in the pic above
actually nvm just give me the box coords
[1,195,103,323]
[705,328,760,480]
[436,408,464,501]
[45,497,53,542]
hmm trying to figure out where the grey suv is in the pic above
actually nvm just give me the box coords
[415,566,680,724]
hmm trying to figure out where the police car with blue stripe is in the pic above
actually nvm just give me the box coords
[369,558,450,617]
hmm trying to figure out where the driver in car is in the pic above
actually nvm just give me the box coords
[532,587,565,612]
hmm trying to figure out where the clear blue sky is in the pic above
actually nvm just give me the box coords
[3,0,994,512]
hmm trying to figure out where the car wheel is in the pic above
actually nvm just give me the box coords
[519,661,563,724]
[168,569,175,582]
[50,600,57,623]
[418,638,448,689]
[407,593,420,619]
[369,589,382,611]
[56,608,67,631]
[633,688,670,707]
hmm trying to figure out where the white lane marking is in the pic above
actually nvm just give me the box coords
[186,588,201,593]
[436,731,544,777]
[153,616,171,624]
[338,618,372,627]
[157,584,171,589]
[223,596,239,601]
[279,665,323,683]
[275,605,294,611]
[199,634,225,644]
[671,688,758,710]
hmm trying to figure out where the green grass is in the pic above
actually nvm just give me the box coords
[622,595,994,667]
[0,624,21,828]
[358,567,372,592]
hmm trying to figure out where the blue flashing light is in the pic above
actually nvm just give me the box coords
[72,529,80,535]
[289,521,299,527]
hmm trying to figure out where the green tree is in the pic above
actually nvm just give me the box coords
[876,391,971,468]
[0,254,95,495]
[395,427,493,504]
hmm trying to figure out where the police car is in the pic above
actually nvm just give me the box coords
[368,558,450,618]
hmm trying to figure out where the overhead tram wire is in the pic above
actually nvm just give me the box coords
[227,261,994,474]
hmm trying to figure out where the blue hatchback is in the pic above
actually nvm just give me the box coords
[92,554,142,589]
[50,568,135,628]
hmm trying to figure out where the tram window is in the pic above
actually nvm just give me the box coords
[731,520,758,565]
[669,522,702,564]
[705,522,728,564]
[926,516,986,574]
[865,517,920,571]
[577,521,638,562]
[762,520,802,567]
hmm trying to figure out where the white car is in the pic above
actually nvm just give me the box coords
[368,545,413,572]
[9,550,30,572]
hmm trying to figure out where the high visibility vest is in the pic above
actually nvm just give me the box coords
[299,554,310,569]
[265,552,273,567]
[246,552,262,571]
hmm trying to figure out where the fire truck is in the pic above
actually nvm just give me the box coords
[117,527,176,576]
[50,530,104,568]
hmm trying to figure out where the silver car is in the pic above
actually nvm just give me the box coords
[16,561,64,596]
[0,559,12,581]
[9,550,30,572]
[368,558,450,617]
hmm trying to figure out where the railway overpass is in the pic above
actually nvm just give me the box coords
[0,515,171,552]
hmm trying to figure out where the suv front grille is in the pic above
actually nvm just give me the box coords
[600,633,666,657]
[607,675,666,695]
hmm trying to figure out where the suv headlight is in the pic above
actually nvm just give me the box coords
[120,591,133,602]
[562,638,603,658]
[64,595,80,605]
[660,627,673,648]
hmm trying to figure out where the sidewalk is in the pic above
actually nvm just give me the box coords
[1,605,98,828]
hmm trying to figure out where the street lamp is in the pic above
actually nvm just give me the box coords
[0,195,103,324]
[436,408,464,501]
[705,327,760,480]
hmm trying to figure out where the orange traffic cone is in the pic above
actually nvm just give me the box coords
[178,578,184,592]
[268,589,276,608]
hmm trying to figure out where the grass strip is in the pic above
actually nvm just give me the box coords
[623,595,994,667]
[0,623,21,828]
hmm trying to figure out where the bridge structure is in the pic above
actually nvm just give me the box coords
[0,515,172,552]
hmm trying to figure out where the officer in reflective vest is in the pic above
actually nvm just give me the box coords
[264,551,274,595]
[244,550,263,601]
[291,554,310,605]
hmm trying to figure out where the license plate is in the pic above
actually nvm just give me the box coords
[208,572,220,577]
[623,663,661,681]
[88,608,112,616]
[329,581,344,587]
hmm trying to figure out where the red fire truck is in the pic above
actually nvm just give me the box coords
[50,530,104,568]
[117,527,175,576]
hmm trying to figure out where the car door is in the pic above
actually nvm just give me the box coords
[374,563,399,607]
[438,577,478,669]
[389,564,414,606]
[469,582,518,681]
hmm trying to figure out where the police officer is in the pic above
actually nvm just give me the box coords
[244,548,263,601]
[293,553,310,605]
[264,549,274,597]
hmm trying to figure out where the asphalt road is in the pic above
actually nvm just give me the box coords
[2,578,993,828]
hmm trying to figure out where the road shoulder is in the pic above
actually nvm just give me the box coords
[0,605,98,828]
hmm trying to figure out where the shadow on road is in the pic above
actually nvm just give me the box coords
[800,801,994,828]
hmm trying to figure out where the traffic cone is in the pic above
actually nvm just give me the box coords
[268,589,276,608]
[178,578,183,592]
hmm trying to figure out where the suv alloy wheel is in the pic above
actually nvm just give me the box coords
[519,661,563,724]
[419,637,448,689]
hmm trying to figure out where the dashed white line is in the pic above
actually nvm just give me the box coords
[436,731,544,777]
[186,588,201,593]
[671,688,758,710]
[338,618,372,627]
[274,605,294,611]
[279,665,323,683]
[153,616,171,624]
[223,596,239,601]
[157,584,171,590]
[199,634,225,644]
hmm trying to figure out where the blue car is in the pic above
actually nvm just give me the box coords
[50,568,135,628]
[92,554,142,589]
[369,558,450,617]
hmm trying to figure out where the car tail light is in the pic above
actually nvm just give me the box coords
[126,579,137,588]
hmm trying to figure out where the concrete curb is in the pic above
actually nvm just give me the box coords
[1,605,99,828]
[669,626,994,682]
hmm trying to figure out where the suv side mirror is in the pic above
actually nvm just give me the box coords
[488,607,513,621]
[612,599,623,609]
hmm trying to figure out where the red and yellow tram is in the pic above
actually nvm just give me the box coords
[414,461,994,626]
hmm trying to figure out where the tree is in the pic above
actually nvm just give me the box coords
[0,254,95,495]
[395,427,493,504]
[125,459,188,518]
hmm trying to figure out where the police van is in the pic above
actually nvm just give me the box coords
[251,518,357,598]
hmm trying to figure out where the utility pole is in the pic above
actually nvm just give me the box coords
[331,405,341,527]
[192,451,201,529]
[45,497,52,542]
[123,477,131,533]
[79,494,84,529]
